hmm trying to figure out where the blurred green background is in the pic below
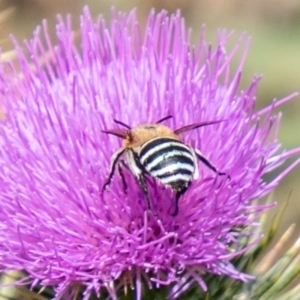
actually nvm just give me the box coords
[1,0,300,268]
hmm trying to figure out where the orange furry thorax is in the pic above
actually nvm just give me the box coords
[123,124,180,148]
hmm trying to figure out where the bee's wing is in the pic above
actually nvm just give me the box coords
[174,120,225,135]
[102,128,128,139]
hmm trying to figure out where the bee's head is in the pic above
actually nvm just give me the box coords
[102,116,177,148]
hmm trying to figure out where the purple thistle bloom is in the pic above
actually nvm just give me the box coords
[0,7,300,300]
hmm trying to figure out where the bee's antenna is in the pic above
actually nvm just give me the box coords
[156,115,173,124]
[113,119,131,129]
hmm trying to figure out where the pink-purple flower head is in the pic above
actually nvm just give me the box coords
[0,7,300,300]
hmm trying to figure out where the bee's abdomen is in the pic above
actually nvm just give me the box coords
[139,138,195,191]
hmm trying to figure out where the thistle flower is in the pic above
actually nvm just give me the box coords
[0,7,300,300]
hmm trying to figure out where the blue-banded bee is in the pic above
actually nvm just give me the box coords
[102,116,228,216]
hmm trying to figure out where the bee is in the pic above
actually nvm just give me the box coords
[102,116,228,216]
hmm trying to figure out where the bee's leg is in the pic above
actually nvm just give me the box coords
[194,148,230,179]
[171,186,189,217]
[117,159,128,193]
[171,193,180,217]
[137,174,152,214]
[102,147,126,192]
[127,149,152,214]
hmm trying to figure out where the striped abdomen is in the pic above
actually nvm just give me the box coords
[139,137,196,192]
